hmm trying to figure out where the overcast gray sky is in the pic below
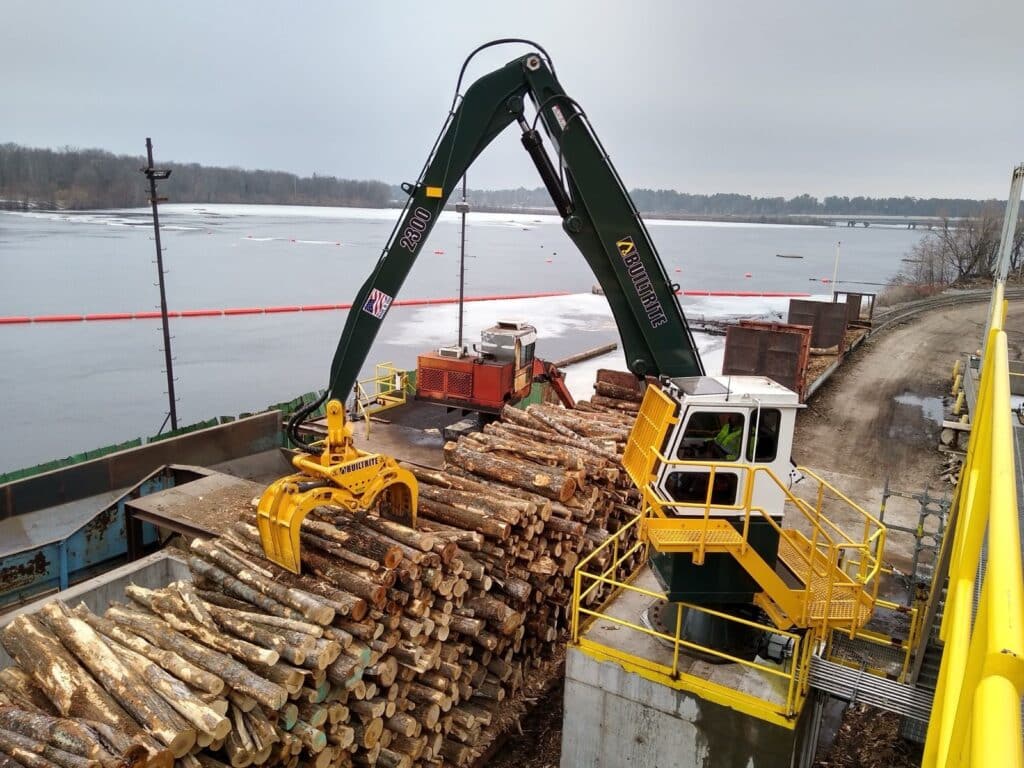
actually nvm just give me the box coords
[2,0,1021,199]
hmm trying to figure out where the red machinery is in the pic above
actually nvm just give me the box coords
[416,321,574,412]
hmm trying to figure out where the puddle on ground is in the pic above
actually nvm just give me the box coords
[888,392,945,443]
[893,392,945,424]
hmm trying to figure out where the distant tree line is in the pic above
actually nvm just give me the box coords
[451,185,1006,219]
[0,143,391,210]
[0,142,1014,220]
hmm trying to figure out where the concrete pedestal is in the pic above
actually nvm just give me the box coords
[561,648,816,768]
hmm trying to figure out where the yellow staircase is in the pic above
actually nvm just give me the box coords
[643,513,876,634]
[627,386,885,639]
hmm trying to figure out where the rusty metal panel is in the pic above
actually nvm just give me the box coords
[724,322,812,400]
[833,291,876,327]
[788,299,849,348]
[843,294,862,325]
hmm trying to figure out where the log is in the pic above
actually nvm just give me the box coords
[440,739,472,764]
[384,713,419,738]
[72,606,225,696]
[464,596,523,636]
[0,709,112,763]
[443,442,576,502]
[190,539,333,624]
[352,719,383,750]
[71,723,156,768]
[247,661,304,695]
[201,605,323,638]
[386,733,427,761]
[222,525,368,618]
[204,606,313,666]
[483,424,609,473]
[124,586,278,667]
[416,522,484,552]
[108,644,230,740]
[591,394,640,412]
[0,727,100,768]
[417,499,510,541]
[0,670,57,716]
[299,550,387,608]
[300,531,383,573]
[303,519,404,569]
[106,607,287,711]
[290,720,326,753]
[327,726,354,750]
[376,748,411,768]
[294,701,327,729]
[188,558,305,622]
[348,515,436,553]
[172,581,217,631]
[37,604,196,757]
[0,616,138,734]
[416,484,524,525]
[496,421,620,462]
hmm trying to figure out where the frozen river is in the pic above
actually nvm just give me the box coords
[0,204,924,473]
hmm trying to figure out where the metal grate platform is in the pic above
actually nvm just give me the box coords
[645,526,743,549]
[777,531,872,624]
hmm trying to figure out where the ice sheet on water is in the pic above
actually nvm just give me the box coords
[396,293,616,347]
[7,203,821,232]
[0,209,202,230]
[395,292,813,346]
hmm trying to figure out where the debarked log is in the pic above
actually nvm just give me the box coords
[443,442,576,502]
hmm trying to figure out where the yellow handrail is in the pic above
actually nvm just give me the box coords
[636,455,885,635]
[923,283,1024,768]
[824,599,921,683]
[569,516,813,724]
[353,363,409,437]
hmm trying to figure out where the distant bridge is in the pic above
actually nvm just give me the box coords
[801,214,967,229]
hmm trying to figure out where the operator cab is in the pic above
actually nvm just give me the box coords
[655,376,800,521]
[637,375,803,605]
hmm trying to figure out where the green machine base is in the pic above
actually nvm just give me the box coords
[649,517,781,603]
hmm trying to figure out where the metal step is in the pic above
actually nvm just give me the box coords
[808,655,934,722]
[777,530,873,625]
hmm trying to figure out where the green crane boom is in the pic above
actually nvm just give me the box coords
[325,47,703,408]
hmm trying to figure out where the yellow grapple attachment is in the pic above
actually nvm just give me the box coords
[257,399,418,574]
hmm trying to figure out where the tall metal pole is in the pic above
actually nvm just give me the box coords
[831,241,841,299]
[144,138,178,431]
[994,164,1024,283]
[983,163,1024,358]
[456,175,469,350]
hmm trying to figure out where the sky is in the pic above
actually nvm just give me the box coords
[2,0,1022,200]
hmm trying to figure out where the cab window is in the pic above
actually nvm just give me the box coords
[676,411,745,462]
[665,471,739,507]
[745,409,781,463]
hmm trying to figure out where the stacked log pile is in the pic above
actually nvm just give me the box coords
[0,371,648,768]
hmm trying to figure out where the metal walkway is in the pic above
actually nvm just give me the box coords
[808,656,933,722]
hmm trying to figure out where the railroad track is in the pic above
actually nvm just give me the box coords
[870,287,1024,336]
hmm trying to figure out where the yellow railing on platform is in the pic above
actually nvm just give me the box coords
[569,515,814,727]
[823,598,922,683]
[924,283,1024,768]
[637,456,885,636]
[353,363,409,436]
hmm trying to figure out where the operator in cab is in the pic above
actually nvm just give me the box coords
[712,413,743,460]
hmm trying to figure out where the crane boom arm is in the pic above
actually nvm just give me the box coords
[327,50,703,406]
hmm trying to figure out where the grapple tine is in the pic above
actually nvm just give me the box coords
[254,399,419,574]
